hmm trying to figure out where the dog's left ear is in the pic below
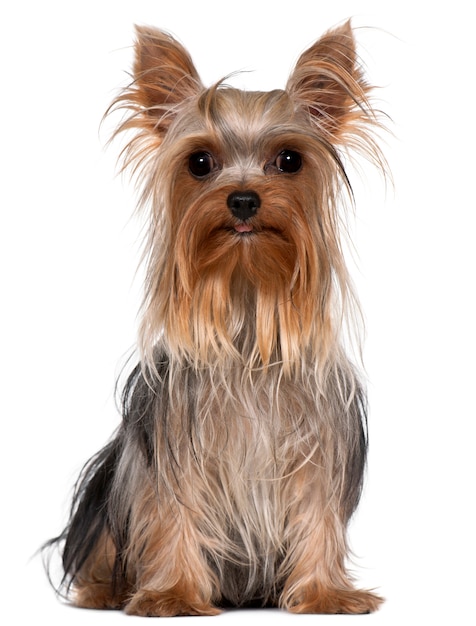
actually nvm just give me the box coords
[286,21,368,138]
[132,26,204,133]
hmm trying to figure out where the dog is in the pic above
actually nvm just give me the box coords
[45,20,385,615]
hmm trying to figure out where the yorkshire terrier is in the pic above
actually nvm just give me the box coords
[46,21,385,615]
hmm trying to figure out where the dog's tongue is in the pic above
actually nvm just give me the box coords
[234,222,253,233]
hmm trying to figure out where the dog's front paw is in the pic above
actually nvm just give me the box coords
[125,589,221,617]
[286,587,384,614]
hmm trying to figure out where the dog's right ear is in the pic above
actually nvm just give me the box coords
[131,26,204,133]
[286,21,369,141]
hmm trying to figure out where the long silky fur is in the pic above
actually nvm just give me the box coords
[45,20,386,615]
[49,351,368,607]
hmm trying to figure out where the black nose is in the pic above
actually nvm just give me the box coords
[227,190,261,221]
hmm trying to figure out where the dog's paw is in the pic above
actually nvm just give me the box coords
[73,583,125,610]
[125,589,221,617]
[286,587,384,614]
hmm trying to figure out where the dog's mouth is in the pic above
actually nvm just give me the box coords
[230,222,286,238]
[234,221,254,234]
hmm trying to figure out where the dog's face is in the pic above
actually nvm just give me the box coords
[161,87,342,368]
[112,23,381,371]
[167,87,332,285]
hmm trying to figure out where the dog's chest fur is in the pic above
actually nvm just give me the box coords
[151,365,323,603]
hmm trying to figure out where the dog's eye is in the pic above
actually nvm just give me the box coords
[275,150,302,174]
[189,152,216,178]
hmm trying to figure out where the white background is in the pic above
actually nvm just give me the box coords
[2,1,475,624]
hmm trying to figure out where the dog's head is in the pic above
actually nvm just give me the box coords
[110,22,383,373]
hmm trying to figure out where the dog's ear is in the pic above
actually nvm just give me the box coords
[286,21,369,138]
[132,26,203,131]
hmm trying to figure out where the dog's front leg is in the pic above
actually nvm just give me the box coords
[279,477,383,614]
[124,502,220,617]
